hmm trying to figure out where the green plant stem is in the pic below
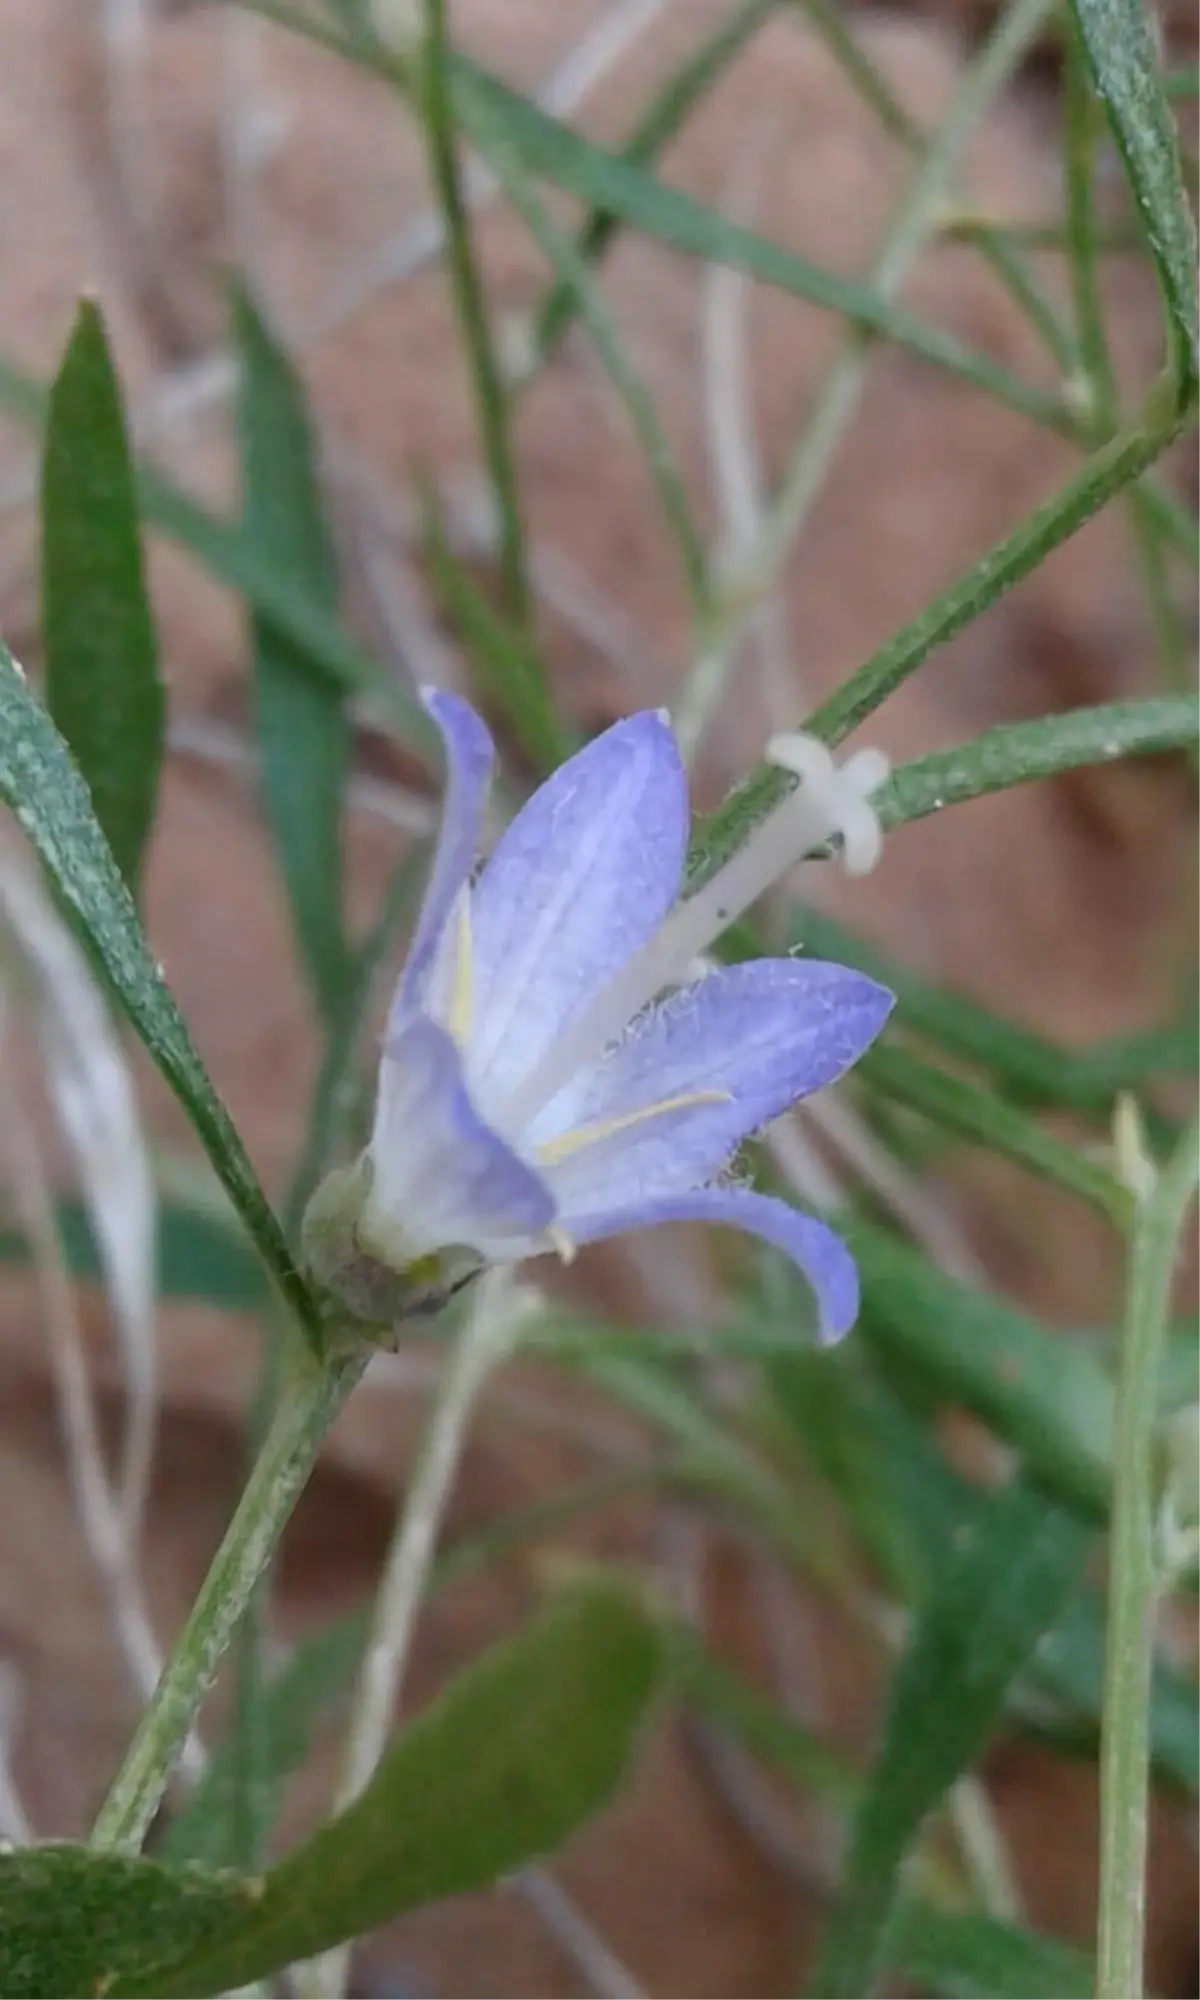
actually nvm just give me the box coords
[685,393,1194,889]
[673,0,1054,755]
[791,0,920,145]
[1061,31,1193,731]
[1096,1116,1200,2000]
[299,1278,518,1999]
[1064,28,1118,431]
[859,1041,1130,1224]
[789,0,1073,373]
[89,1351,364,1855]
[415,0,560,770]
[419,0,525,627]
[458,98,708,611]
[531,0,776,362]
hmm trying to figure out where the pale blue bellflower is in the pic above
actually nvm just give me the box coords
[306,691,893,1342]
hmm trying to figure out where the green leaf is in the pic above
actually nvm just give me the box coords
[39,302,164,895]
[888,1902,1092,1998]
[763,1346,933,1602]
[789,905,1196,1119]
[686,381,1193,890]
[531,0,775,359]
[695,692,1197,898]
[860,1041,1130,1223]
[421,491,567,769]
[0,1198,271,1316]
[166,1458,663,1871]
[874,697,1198,834]
[0,349,435,761]
[668,1625,858,1807]
[161,1611,367,1867]
[1028,1583,1199,1795]
[234,287,351,1023]
[1071,0,1200,400]
[570,1347,848,1590]
[850,1221,1115,1518]
[0,641,322,1349]
[811,1479,1091,1997]
[449,60,1067,433]
[132,1579,663,1997]
[0,1847,249,2000]
[460,110,708,608]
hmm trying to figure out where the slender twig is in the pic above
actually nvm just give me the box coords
[310,0,672,339]
[1097,1114,1200,1999]
[89,1350,363,1854]
[417,0,529,636]
[700,130,795,737]
[516,1868,644,1999]
[0,1663,33,1845]
[673,0,1055,755]
[298,1274,527,1998]
[0,1032,189,1766]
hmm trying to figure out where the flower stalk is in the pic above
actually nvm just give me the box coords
[88,1349,365,1855]
[299,1272,527,1999]
[1097,1112,1200,1999]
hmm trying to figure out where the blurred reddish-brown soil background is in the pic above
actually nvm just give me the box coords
[0,4,1194,1993]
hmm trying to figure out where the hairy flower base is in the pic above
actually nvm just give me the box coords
[303,692,893,1344]
[304,1159,483,1337]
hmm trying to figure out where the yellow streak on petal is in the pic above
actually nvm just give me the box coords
[535,1089,731,1167]
[447,894,474,1047]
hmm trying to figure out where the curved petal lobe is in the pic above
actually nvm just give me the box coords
[532,960,893,1215]
[366,1014,554,1264]
[560,1187,860,1344]
[391,689,495,1023]
[466,711,689,1112]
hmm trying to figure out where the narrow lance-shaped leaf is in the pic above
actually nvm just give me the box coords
[1070,0,1199,401]
[40,301,164,896]
[849,1219,1116,1518]
[690,685,1196,894]
[887,1904,1093,1999]
[0,350,435,763]
[0,1848,249,2000]
[234,287,350,1024]
[161,1610,367,1868]
[811,1478,1092,1997]
[0,641,322,1349]
[448,57,1065,433]
[132,1580,662,1997]
[0,1583,661,1999]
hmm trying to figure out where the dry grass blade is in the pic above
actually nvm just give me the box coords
[0,1018,202,1777]
[0,848,158,1540]
[515,1866,645,1999]
[0,1661,34,1844]
[312,0,674,336]
[689,126,793,757]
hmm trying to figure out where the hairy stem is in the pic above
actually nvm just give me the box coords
[1097,1115,1200,1998]
[89,1351,363,1855]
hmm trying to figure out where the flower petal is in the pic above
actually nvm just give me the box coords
[391,688,495,1023]
[365,1013,555,1264]
[465,711,688,1113]
[533,960,893,1215]
[561,1187,860,1344]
